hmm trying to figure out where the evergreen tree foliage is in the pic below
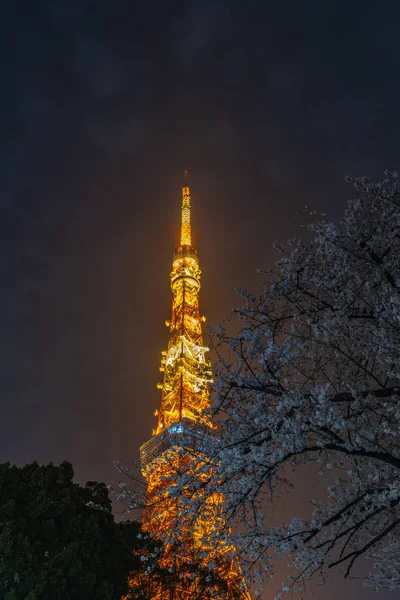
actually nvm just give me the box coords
[0,461,142,600]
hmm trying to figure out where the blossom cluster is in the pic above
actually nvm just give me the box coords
[162,173,400,595]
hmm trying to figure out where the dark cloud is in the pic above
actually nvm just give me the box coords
[49,0,88,24]
[72,34,132,97]
[177,0,237,62]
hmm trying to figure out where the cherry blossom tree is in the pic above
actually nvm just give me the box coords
[165,172,400,595]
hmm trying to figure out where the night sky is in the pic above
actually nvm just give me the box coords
[1,2,399,598]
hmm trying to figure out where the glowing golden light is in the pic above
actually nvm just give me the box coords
[180,170,192,246]
[128,174,251,600]
[180,185,192,246]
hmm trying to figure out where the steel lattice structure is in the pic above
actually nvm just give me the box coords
[128,174,251,600]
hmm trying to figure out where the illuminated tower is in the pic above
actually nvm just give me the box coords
[143,171,211,446]
[132,173,250,600]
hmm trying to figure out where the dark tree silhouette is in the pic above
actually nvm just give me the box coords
[0,461,143,600]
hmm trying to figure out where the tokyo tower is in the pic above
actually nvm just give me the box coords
[128,173,250,600]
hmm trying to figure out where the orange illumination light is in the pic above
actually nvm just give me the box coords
[130,174,251,600]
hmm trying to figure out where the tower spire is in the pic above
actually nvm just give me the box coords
[180,170,192,246]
